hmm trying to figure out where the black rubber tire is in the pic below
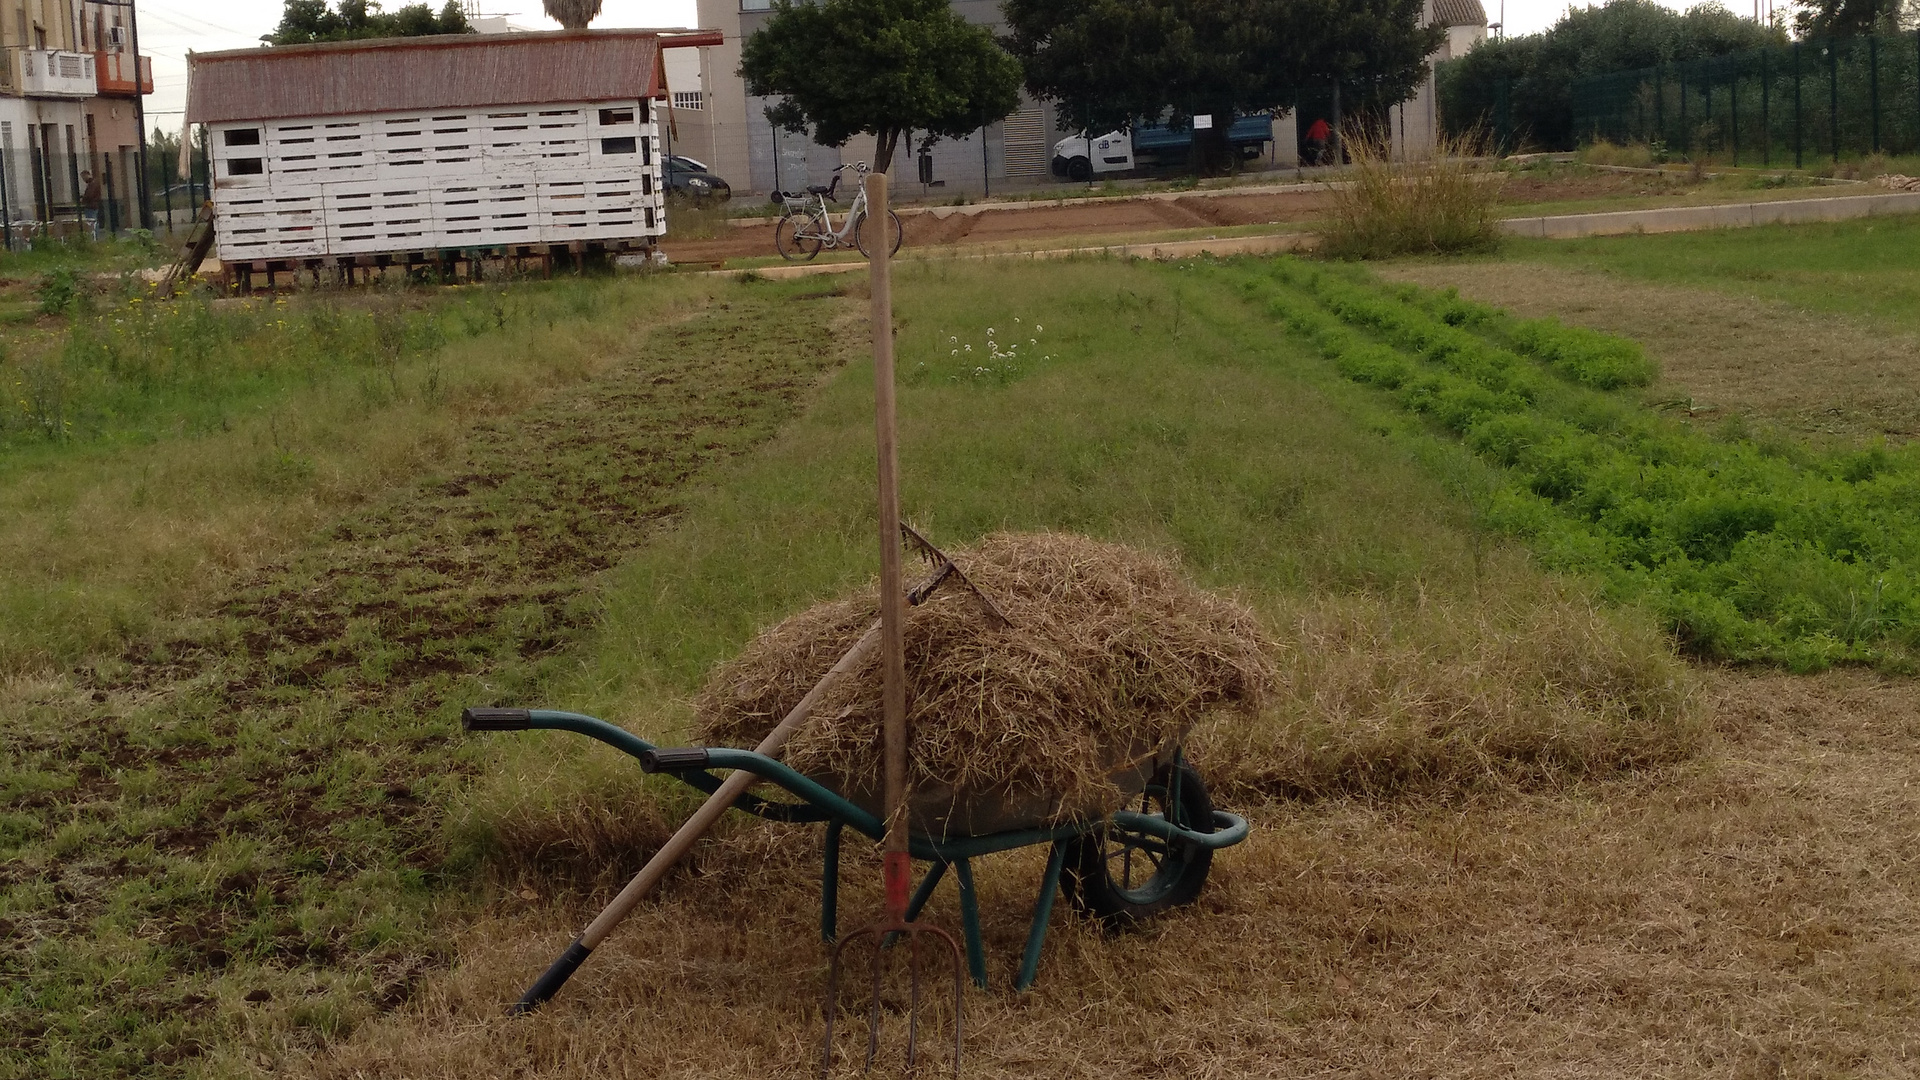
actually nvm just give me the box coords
[1066,156,1094,183]
[853,209,904,257]
[775,213,824,261]
[1063,759,1215,928]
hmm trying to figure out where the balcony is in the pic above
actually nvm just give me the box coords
[94,50,152,96]
[18,50,97,97]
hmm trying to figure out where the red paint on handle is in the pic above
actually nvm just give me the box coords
[884,851,911,916]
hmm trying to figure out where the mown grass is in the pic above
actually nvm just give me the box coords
[1507,212,1920,334]
[0,275,729,678]
[1,273,866,1079]
[457,256,1695,886]
[324,254,1696,1078]
[1219,256,1920,670]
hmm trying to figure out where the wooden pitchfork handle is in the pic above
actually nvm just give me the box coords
[506,534,979,1014]
[506,619,883,1013]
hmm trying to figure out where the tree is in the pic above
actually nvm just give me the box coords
[1001,0,1440,170]
[1793,0,1911,37]
[740,0,1024,174]
[1439,0,1784,149]
[263,0,471,44]
[543,0,603,30]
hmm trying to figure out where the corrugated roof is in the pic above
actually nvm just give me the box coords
[1430,0,1488,27]
[187,29,720,125]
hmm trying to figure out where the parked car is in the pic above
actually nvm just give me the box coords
[664,155,731,202]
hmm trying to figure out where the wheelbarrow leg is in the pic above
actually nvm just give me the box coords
[952,858,987,990]
[903,860,948,924]
[1017,839,1071,992]
[821,820,843,944]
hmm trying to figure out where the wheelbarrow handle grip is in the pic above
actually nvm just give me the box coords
[462,707,532,731]
[508,936,593,1015]
[639,746,712,773]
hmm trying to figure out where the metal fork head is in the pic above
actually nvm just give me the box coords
[821,916,964,1077]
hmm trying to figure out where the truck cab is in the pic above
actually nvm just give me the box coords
[1051,114,1275,181]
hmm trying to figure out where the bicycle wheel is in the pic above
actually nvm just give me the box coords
[853,209,904,257]
[775,213,825,261]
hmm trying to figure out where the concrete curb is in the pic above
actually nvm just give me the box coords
[700,231,1317,279]
[1500,190,1920,238]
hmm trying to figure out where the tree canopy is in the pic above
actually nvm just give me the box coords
[1438,0,1784,150]
[1000,0,1441,139]
[739,0,1024,174]
[264,0,472,45]
[1792,0,1910,37]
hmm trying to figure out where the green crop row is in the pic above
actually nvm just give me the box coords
[1230,257,1920,671]
[1401,282,1659,391]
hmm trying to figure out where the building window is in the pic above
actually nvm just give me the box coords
[672,91,704,111]
[597,108,634,125]
[223,128,262,147]
[741,0,772,9]
[227,158,264,176]
[600,136,637,155]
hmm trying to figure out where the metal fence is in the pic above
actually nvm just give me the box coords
[0,140,213,250]
[1570,31,1920,167]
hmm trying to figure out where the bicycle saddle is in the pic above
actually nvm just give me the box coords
[806,174,842,199]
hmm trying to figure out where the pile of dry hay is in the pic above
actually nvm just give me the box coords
[695,532,1277,822]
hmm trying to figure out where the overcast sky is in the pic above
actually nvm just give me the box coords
[137,0,1741,133]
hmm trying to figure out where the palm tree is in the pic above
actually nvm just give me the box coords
[543,0,601,29]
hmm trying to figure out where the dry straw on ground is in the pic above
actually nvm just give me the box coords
[695,532,1277,819]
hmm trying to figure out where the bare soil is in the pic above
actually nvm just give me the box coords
[1382,261,1920,442]
[660,189,1336,265]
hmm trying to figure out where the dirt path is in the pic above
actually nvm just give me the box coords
[296,668,1920,1079]
[661,188,1335,265]
[1383,261,1920,442]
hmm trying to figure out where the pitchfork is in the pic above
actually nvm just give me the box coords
[821,172,966,1077]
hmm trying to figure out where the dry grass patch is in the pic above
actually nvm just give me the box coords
[1381,260,1920,442]
[291,668,1918,1079]
[1195,584,1702,803]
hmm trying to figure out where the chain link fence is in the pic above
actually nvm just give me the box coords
[1570,31,1920,167]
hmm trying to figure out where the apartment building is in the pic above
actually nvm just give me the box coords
[81,0,152,229]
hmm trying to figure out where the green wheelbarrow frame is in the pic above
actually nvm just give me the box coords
[464,708,1251,991]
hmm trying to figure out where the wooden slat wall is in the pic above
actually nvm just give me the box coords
[208,99,665,263]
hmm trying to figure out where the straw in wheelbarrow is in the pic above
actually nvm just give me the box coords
[697,532,1278,822]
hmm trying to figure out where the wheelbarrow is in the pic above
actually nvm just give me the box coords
[462,707,1250,991]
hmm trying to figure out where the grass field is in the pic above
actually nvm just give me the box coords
[6,218,1920,1078]
[1506,213,1920,334]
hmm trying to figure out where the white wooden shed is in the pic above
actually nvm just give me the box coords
[184,29,720,276]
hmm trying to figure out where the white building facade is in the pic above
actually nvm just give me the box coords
[1392,0,1489,159]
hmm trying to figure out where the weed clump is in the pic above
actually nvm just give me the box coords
[1321,132,1504,259]
[695,532,1277,827]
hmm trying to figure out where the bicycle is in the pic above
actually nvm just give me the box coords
[773,162,904,262]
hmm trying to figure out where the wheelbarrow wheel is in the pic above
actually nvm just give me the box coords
[1063,759,1214,928]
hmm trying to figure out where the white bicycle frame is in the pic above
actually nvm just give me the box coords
[782,164,871,247]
